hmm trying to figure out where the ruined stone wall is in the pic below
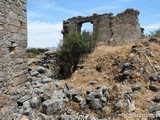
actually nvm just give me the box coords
[0,0,28,89]
[62,9,142,45]
[110,9,142,45]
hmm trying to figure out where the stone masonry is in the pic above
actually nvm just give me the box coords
[0,0,28,89]
[0,5,142,91]
[62,9,143,45]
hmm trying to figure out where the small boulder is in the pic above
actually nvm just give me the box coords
[122,62,131,70]
[153,95,160,103]
[22,101,32,115]
[29,69,39,76]
[38,113,54,120]
[52,90,67,101]
[42,78,52,84]
[17,95,31,106]
[95,89,103,99]
[149,85,160,92]
[42,99,64,115]
[127,100,136,112]
[85,115,97,120]
[73,94,84,103]
[21,116,30,120]
[100,97,107,102]
[102,106,112,116]
[128,53,135,58]
[60,114,78,120]
[36,66,46,73]
[115,99,127,111]
[123,70,132,79]
[88,98,102,110]
[150,73,159,82]
[30,96,41,109]
[95,86,107,99]
[131,84,141,91]
[141,41,149,46]
[65,90,79,100]
[86,92,96,101]
[148,104,160,113]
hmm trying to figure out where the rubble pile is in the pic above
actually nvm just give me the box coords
[0,38,160,120]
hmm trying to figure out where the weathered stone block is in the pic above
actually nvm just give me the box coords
[30,96,41,109]
[17,95,31,106]
[13,74,28,86]
[42,99,64,115]
[9,11,18,19]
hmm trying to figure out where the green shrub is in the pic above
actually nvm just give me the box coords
[58,31,96,78]
[27,48,49,57]
[81,30,96,53]
[149,29,160,38]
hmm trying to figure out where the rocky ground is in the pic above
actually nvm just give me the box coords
[0,38,160,120]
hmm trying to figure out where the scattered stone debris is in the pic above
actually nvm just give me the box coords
[1,38,160,119]
[1,1,159,119]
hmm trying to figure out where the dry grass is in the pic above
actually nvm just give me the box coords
[62,44,134,93]
[27,40,160,119]
[59,41,160,119]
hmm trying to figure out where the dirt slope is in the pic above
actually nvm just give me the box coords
[60,39,160,119]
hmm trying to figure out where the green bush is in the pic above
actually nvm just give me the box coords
[27,48,49,57]
[58,31,96,78]
[149,29,160,38]
[81,30,96,53]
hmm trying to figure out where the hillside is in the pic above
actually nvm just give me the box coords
[1,38,160,120]
[59,38,160,119]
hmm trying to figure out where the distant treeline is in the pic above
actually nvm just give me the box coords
[149,28,160,38]
[27,48,49,57]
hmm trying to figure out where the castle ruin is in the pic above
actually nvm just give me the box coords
[0,2,143,89]
[0,0,28,88]
[62,9,143,45]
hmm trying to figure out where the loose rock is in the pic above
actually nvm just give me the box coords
[42,99,64,115]
[148,104,160,113]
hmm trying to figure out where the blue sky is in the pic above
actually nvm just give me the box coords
[27,0,160,48]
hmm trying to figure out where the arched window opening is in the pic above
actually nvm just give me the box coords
[81,22,93,34]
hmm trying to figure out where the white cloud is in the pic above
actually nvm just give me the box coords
[31,0,55,10]
[143,24,160,34]
[93,5,120,11]
[52,7,86,16]
[30,0,85,16]
[38,2,55,10]
[28,21,63,48]
[144,24,160,30]
[89,5,120,13]
[27,11,40,20]
[90,0,132,13]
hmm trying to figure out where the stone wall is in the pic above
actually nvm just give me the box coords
[0,0,28,89]
[62,9,143,45]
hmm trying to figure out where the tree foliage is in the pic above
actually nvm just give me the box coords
[57,31,96,78]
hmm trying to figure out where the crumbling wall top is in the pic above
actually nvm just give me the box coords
[62,8,142,45]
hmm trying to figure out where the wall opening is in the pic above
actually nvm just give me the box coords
[8,47,16,53]
[81,22,93,34]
